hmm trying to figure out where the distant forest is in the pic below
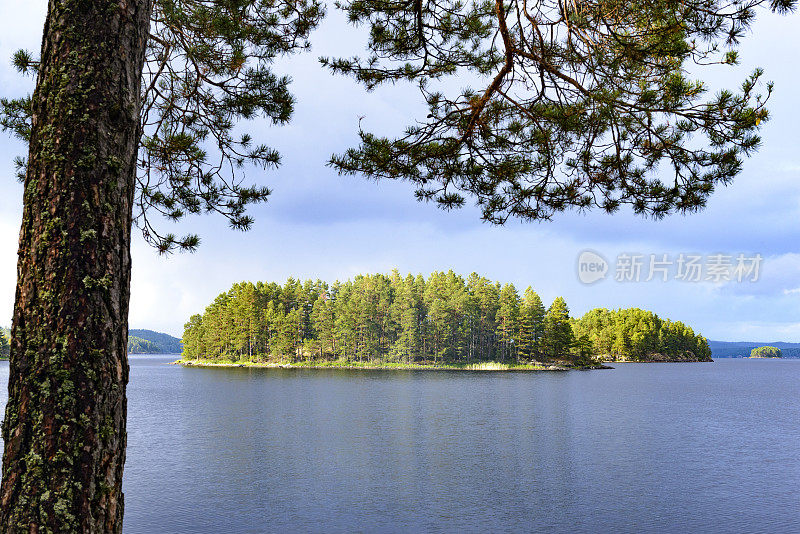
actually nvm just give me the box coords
[0,328,180,357]
[127,336,161,354]
[128,329,182,354]
[0,327,9,359]
[182,271,711,365]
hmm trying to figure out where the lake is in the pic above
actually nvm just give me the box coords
[0,357,798,533]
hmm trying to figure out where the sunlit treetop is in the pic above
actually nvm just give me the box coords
[323,0,795,223]
[2,0,325,253]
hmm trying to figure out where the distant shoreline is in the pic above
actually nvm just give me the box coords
[172,358,613,371]
[606,359,715,363]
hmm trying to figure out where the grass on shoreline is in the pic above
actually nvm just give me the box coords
[171,358,590,371]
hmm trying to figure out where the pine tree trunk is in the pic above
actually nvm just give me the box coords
[1,0,152,531]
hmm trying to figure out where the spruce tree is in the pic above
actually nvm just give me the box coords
[518,287,545,361]
[462,284,480,360]
[423,272,448,361]
[572,335,595,366]
[496,284,520,362]
[543,297,575,359]
[286,309,302,361]
[181,314,204,360]
[468,275,499,361]
[311,294,332,359]
[390,274,423,362]
[334,284,357,360]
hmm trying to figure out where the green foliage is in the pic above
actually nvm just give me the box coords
[0,329,10,359]
[182,270,565,364]
[184,273,713,365]
[4,0,794,253]
[495,283,520,361]
[517,287,545,360]
[571,334,596,366]
[750,346,782,358]
[1,0,325,253]
[128,329,183,354]
[542,297,574,358]
[325,0,794,223]
[572,308,712,361]
[127,336,161,354]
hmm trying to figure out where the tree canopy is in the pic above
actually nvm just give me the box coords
[3,0,796,253]
[572,307,711,361]
[543,297,574,358]
[127,336,161,354]
[325,0,795,223]
[182,271,711,364]
[2,0,325,252]
[183,271,570,363]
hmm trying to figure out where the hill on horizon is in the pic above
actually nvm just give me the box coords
[709,340,800,358]
[128,329,182,354]
[2,327,182,356]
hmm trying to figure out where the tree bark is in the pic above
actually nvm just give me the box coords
[1,0,152,531]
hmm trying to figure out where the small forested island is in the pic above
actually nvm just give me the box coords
[749,346,782,358]
[179,271,712,370]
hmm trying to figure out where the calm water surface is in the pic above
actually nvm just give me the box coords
[0,357,798,533]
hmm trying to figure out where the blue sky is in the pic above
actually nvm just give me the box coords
[0,3,798,341]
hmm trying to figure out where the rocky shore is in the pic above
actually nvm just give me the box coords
[597,350,713,363]
[173,359,614,371]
